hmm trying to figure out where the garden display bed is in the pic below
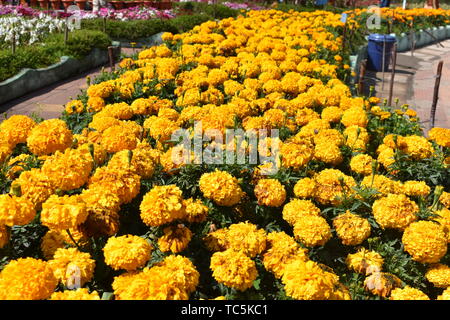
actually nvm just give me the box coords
[0,6,449,302]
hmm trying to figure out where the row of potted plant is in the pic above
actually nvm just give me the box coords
[0,0,172,10]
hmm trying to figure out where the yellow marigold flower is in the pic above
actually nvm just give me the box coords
[0,194,36,227]
[6,154,33,179]
[372,194,418,230]
[428,127,450,148]
[401,135,434,160]
[97,102,133,120]
[282,259,338,300]
[210,249,258,292]
[89,115,121,133]
[312,168,356,205]
[321,106,343,123]
[440,191,450,209]
[183,198,209,223]
[130,98,155,115]
[199,170,244,207]
[49,288,100,300]
[280,141,314,170]
[350,154,375,175]
[41,148,93,191]
[140,184,185,227]
[341,107,368,128]
[0,224,9,249]
[113,255,199,300]
[438,287,450,300]
[108,149,155,179]
[100,124,137,153]
[143,116,180,143]
[390,286,429,300]
[65,100,84,114]
[361,174,403,196]
[87,80,116,98]
[0,258,57,300]
[403,181,430,197]
[49,248,95,287]
[158,224,192,253]
[11,169,55,209]
[293,215,331,247]
[346,248,384,275]
[313,142,343,165]
[402,221,447,264]
[0,115,36,146]
[0,141,13,164]
[40,195,88,231]
[282,199,321,226]
[156,255,199,294]
[262,231,308,279]
[87,96,106,112]
[343,125,369,151]
[425,264,450,288]
[293,177,316,198]
[26,119,73,156]
[204,228,229,252]
[333,211,371,246]
[313,129,344,147]
[104,235,153,271]
[226,222,267,257]
[41,229,73,260]
[89,167,141,205]
[364,272,402,297]
[254,178,286,207]
[432,208,450,242]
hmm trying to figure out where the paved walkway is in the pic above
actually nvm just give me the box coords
[366,39,450,131]
[0,48,136,120]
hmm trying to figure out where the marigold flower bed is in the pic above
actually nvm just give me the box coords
[0,9,449,300]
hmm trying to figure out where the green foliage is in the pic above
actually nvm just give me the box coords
[81,18,177,41]
[45,29,111,60]
[0,30,111,82]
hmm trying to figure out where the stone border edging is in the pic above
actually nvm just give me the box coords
[0,41,121,106]
[115,32,164,48]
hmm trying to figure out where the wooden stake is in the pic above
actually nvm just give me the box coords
[64,18,69,45]
[388,42,397,107]
[430,61,444,129]
[381,39,386,91]
[12,29,16,54]
[108,46,115,72]
[357,59,367,96]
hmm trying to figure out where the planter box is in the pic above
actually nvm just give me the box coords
[0,42,120,106]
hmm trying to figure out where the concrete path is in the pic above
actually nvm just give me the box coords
[366,39,450,131]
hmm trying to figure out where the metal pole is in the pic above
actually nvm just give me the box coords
[430,61,443,129]
[388,42,397,106]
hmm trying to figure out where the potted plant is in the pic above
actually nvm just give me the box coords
[61,0,73,9]
[159,1,171,10]
[49,0,61,9]
[110,0,124,9]
[123,0,136,8]
[38,0,49,8]
[74,0,87,9]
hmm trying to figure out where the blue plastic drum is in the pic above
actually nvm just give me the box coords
[367,34,397,72]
